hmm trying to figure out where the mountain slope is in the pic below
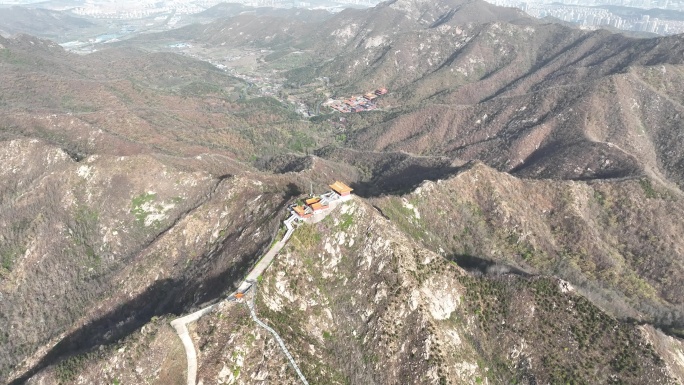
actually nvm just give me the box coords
[21,195,684,384]
[2,0,684,383]
[343,57,684,188]
[372,163,684,330]
[0,6,95,40]
[0,138,302,383]
[0,34,328,161]
[0,31,339,376]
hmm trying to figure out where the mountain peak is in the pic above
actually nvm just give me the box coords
[5,33,65,54]
[385,0,467,20]
[383,0,531,26]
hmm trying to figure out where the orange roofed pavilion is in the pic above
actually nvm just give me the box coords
[310,202,327,211]
[305,197,321,205]
[329,181,354,196]
[293,205,312,218]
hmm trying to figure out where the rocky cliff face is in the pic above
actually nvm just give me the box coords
[371,163,684,328]
[0,138,301,383]
[3,0,684,382]
[25,195,683,385]
[244,197,682,385]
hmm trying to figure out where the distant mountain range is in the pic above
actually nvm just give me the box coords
[0,6,94,39]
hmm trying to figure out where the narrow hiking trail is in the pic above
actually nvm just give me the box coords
[246,281,309,385]
[171,194,353,385]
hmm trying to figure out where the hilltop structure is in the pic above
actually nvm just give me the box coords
[329,181,353,196]
[291,181,354,219]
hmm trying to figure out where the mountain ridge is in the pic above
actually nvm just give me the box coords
[2,0,684,383]
[0,6,94,40]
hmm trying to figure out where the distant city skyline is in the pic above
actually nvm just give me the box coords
[489,0,684,35]
[0,0,379,5]
[0,0,381,20]
[1,0,680,35]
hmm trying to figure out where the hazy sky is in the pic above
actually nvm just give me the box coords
[0,1,131,4]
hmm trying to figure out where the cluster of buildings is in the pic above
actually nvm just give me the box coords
[64,0,373,19]
[290,181,353,219]
[325,88,388,113]
[71,1,207,19]
[526,5,678,34]
[240,0,380,7]
[489,0,684,35]
[520,0,681,10]
[629,15,678,34]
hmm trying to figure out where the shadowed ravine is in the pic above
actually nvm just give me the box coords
[8,230,270,385]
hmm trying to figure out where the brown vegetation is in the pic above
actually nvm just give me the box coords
[3,0,684,382]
